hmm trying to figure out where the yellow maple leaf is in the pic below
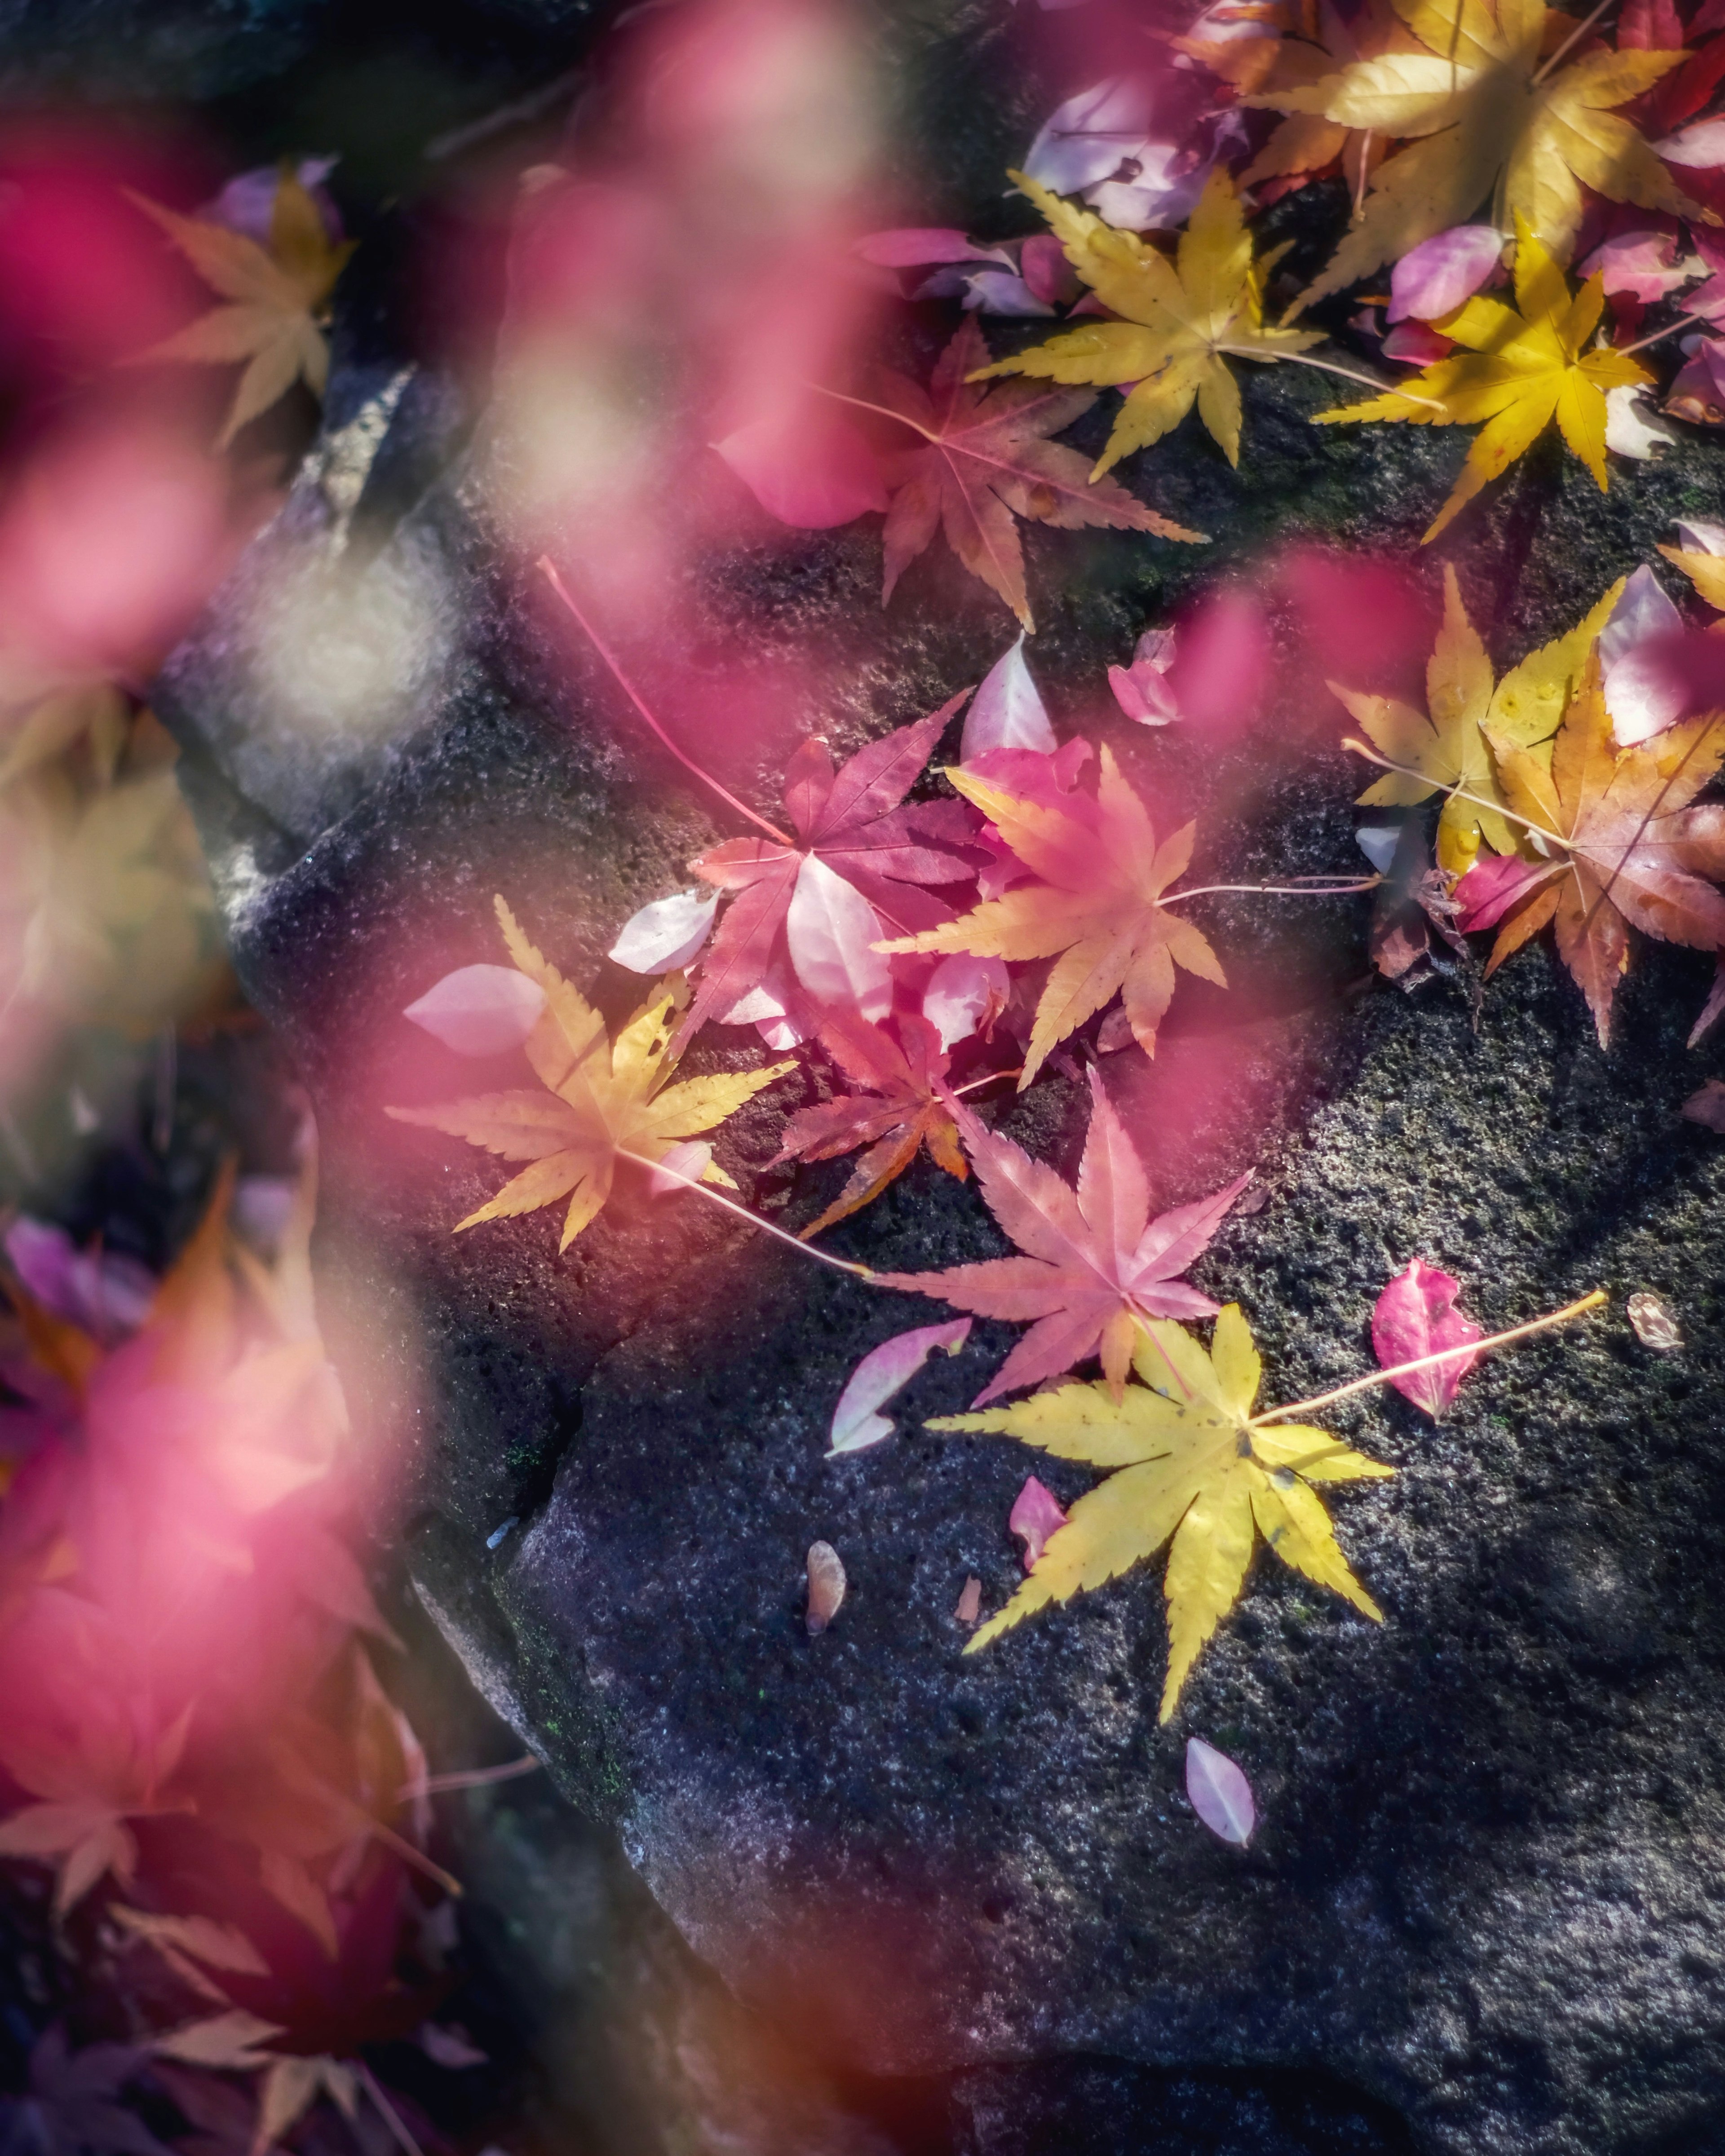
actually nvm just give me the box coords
[1312,216,1649,542]
[1236,0,1419,196]
[1248,0,1709,305]
[388,897,793,1250]
[128,169,356,448]
[932,1304,1391,1721]
[967,168,1323,473]
[1338,562,1623,870]
[875,746,1224,1087]
[1657,543,1725,614]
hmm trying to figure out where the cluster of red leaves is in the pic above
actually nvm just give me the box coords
[0,1162,463,2156]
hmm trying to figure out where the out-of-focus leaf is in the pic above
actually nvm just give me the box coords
[402,964,548,1057]
[961,636,1056,760]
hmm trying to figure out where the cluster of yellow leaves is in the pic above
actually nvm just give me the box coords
[1247,0,1712,305]
[972,169,1321,472]
[1234,0,1413,199]
[934,1304,1392,1720]
[389,897,793,1250]
[128,169,355,448]
[1314,218,1649,541]
[1340,561,1622,871]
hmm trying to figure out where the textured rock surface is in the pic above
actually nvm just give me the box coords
[148,9,1725,2153]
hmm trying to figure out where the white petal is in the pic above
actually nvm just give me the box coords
[1185,1736,1256,1846]
[962,270,1055,317]
[1355,825,1402,875]
[1674,517,1725,556]
[403,965,548,1056]
[1022,76,1154,196]
[921,952,1011,1049]
[607,888,719,973]
[1656,115,1725,167]
[1599,563,1681,671]
[828,1319,972,1454]
[647,1140,714,1197]
[1606,645,1690,746]
[1604,386,1677,462]
[785,854,892,1018]
[961,634,1056,759]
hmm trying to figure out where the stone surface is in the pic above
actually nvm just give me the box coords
[149,13,1725,2155]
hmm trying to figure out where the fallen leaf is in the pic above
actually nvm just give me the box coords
[954,1574,982,1624]
[872,318,1203,631]
[1681,1075,1725,1127]
[1457,654,1725,1044]
[1248,0,1707,306]
[828,1317,972,1453]
[971,169,1323,473]
[878,743,1226,1082]
[1372,1258,1482,1414]
[1108,628,1181,726]
[1600,564,1688,745]
[961,635,1057,759]
[1008,1474,1068,1569]
[127,172,356,447]
[920,951,1011,1049]
[773,1011,967,1237]
[805,1541,846,1633]
[1664,335,1725,425]
[712,404,889,530]
[1626,1289,1682,1348]
[1314,217,1652,543]
[876,1067,1250,1403]
[932,1303,1391,1719]
[607,888,720,973]
[151,2012,288,2073]
[1605,384,1680,460]
[1388,225,1506,323]
[402,964,548,1057]
[1185,1734,1256,1844]
[388,897,792,1249]
[10,2028,171,2156]
[1341,564,1622,872]
[681,692,975,1045]
[1659,517,1725,610]
[418,2023,489,2070]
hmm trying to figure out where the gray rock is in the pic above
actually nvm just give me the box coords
[151,61,1725,2156]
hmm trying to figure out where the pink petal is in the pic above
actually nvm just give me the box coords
[805,1542,846,1633]
[1681,1077,1725,1130]
[608,888,720,973]
[786,854,893,1018]
[1452,853,1555,933]
[921,953,1010,1049]
[1657,115,1725,167]
[954,1575,982,1625]
[1579,226,1694,302]
[713,407,888,530]
[1382,323,1453,365]
[1023,77,1155,197]
[855,228,1013,270]
[1665,337,1725,425]
[1020,235,1079,306]
[1008,1475,1068,1571]
[1674,517,1725,555]
[403,964,548,1056]
[1387,225,1504,323]
[828,1318,973,1454]
[960,270,1055,317]
[1606,642,1692,745]
[647,1140,714,1197]
[962,635,1056,759]
[1107,627,1180,725]
[1371,1257,1482,1417]
[1600,563,1682,670]
[1185,1736,1255,1845]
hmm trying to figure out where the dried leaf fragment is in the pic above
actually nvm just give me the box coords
[1626,1290,1682,1349]
[955,1575,982,1626]
[828,1317,972,1454]
[805,1542,846,1633]
[1185,1735,1256,1845]
[1008,1476,1068,1570]
[1372,1258,1482,1415]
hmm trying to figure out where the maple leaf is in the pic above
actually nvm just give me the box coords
[876,1068,1251,1404]
[1313,217,1651,542]
[877,744,1225,1086]
[1236,0,1415,199]
[2,2028,172,2156]
[388,897,792,1249]
[128,170,355,447]
[967,168,1324,474]
[1340,564,1624,870]
[1459,654,1725,1043]
[680,693,977,1046]
[931,1303,1391,1720]
[871,318,1203,630]
[1248,0,1710,306]
[770,1011,967,1237]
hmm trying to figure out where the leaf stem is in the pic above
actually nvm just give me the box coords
[953,1067,1023,1095]
[615,1147,878,1279]
[1250,1288,1606,1425]
[1342,737,1569,850]
[1532,0,1615,85]
[812,383,940,445]
[1619,308,1709,358]
[1220,345,1446,412]
[357,2060,429,2156]
[538,558,795,847]
[1162,876,1381,903]
[400,1755,541,1802]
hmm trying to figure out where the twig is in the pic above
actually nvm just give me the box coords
[1250,1288,1606,1425]
[399,1755,542,1802]
[1619,308,1711,358]
[1342,738,1568,850]
[1163,876,1381,903]
[615,1147,878,1279]
[424,68,581,161]
[1532,0,1616,85]
[539,559,794,846]
[1221,345,1446,411]
[356,2061,428,2156]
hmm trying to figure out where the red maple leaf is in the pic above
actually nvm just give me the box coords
[874,318,1206,632]
[772,1011,967,1236]
[679,691,976,1046]
[878,1067,1251,1404]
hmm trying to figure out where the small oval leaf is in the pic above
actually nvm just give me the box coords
[403,965,548,1057]
[1185,1736,1255,1846]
